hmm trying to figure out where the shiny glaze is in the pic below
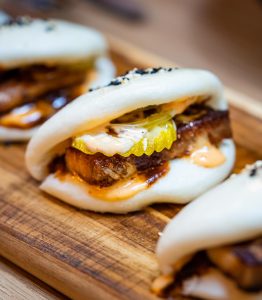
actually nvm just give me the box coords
[54,159,169,202]
[0,85,84,128]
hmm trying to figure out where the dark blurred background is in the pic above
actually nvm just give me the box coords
[1,0,262,105]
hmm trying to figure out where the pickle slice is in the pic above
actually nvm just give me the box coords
[121,120,176,157]
[72,113,177,157]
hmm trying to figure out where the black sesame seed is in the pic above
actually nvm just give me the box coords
[248,162,262,178]
[249,167,257,177]
[45,23,55,32]
[110,79,122,86]
[17,18,26,26]
[1,16,33,27]
[91,67,179,90]
[150,67,161,74]
[134,69,147,75]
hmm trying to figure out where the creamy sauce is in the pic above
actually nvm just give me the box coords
[0,60,91,129]
[87,175,148,201]
[0,85,85,129]
[190,137,225,168]
[73,125,147,156]
[72,96,207,157]
[161,96,206,115]
[56,172,148,202]
[0,102,53,128]
[55,162,169,202]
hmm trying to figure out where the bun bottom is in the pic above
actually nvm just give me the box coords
[180,268,261,300]
[40,139,235,213]
[0,57,115,142]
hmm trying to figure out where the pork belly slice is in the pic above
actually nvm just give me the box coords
[207,238,262,290]
[63,105,232,187]
[0,64,89,112]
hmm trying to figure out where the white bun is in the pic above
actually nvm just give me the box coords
[180,268,262,300]
[26,68,235,212]
[0,57,115,142]
[156,161,262,275]
[26,68,228,181]
[40,140,235,213]
[89,56,116,89]
[0,126,39,142]
[0,18,107,69]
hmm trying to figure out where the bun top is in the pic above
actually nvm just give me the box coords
[156,161,262,275]
[25,68,226,180]
[0,17,107,69]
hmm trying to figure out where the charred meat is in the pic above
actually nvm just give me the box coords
[207,238,262,291]
[164,238,262,299]
[64,105,232,187]
[0,64,89,113]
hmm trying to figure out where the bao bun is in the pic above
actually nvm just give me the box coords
[26,68,235,213]
[0,17,107,69]
[0,17,115,141]
[156,161,262,299]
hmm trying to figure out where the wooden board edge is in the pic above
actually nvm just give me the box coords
[0,230,120,300]
[0,256,66,300]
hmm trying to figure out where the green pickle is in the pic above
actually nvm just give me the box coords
[121,119,176,157]
[72,112,177,157]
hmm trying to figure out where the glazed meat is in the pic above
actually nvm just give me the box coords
[0,65,88,113]
[0,85,83,129]
[164,239,262,298]
[66,150,137,187]
[162,106,231,160]
[65,106,232,187]
[66,149,165,187]
[207,238,262,290]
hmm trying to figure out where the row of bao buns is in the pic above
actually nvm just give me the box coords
[0,16,115,140]
[0,16,261,300]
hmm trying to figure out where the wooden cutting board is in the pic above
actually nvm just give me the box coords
[0,39,261,300]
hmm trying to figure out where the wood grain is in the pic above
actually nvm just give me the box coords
[0,257,66,300]
[0,46,261,300]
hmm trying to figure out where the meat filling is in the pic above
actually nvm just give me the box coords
[64,105,232,187]
[207,238,262,291]
[165,238,262,298]
[0,85,84,129]
[0,64,91,114]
